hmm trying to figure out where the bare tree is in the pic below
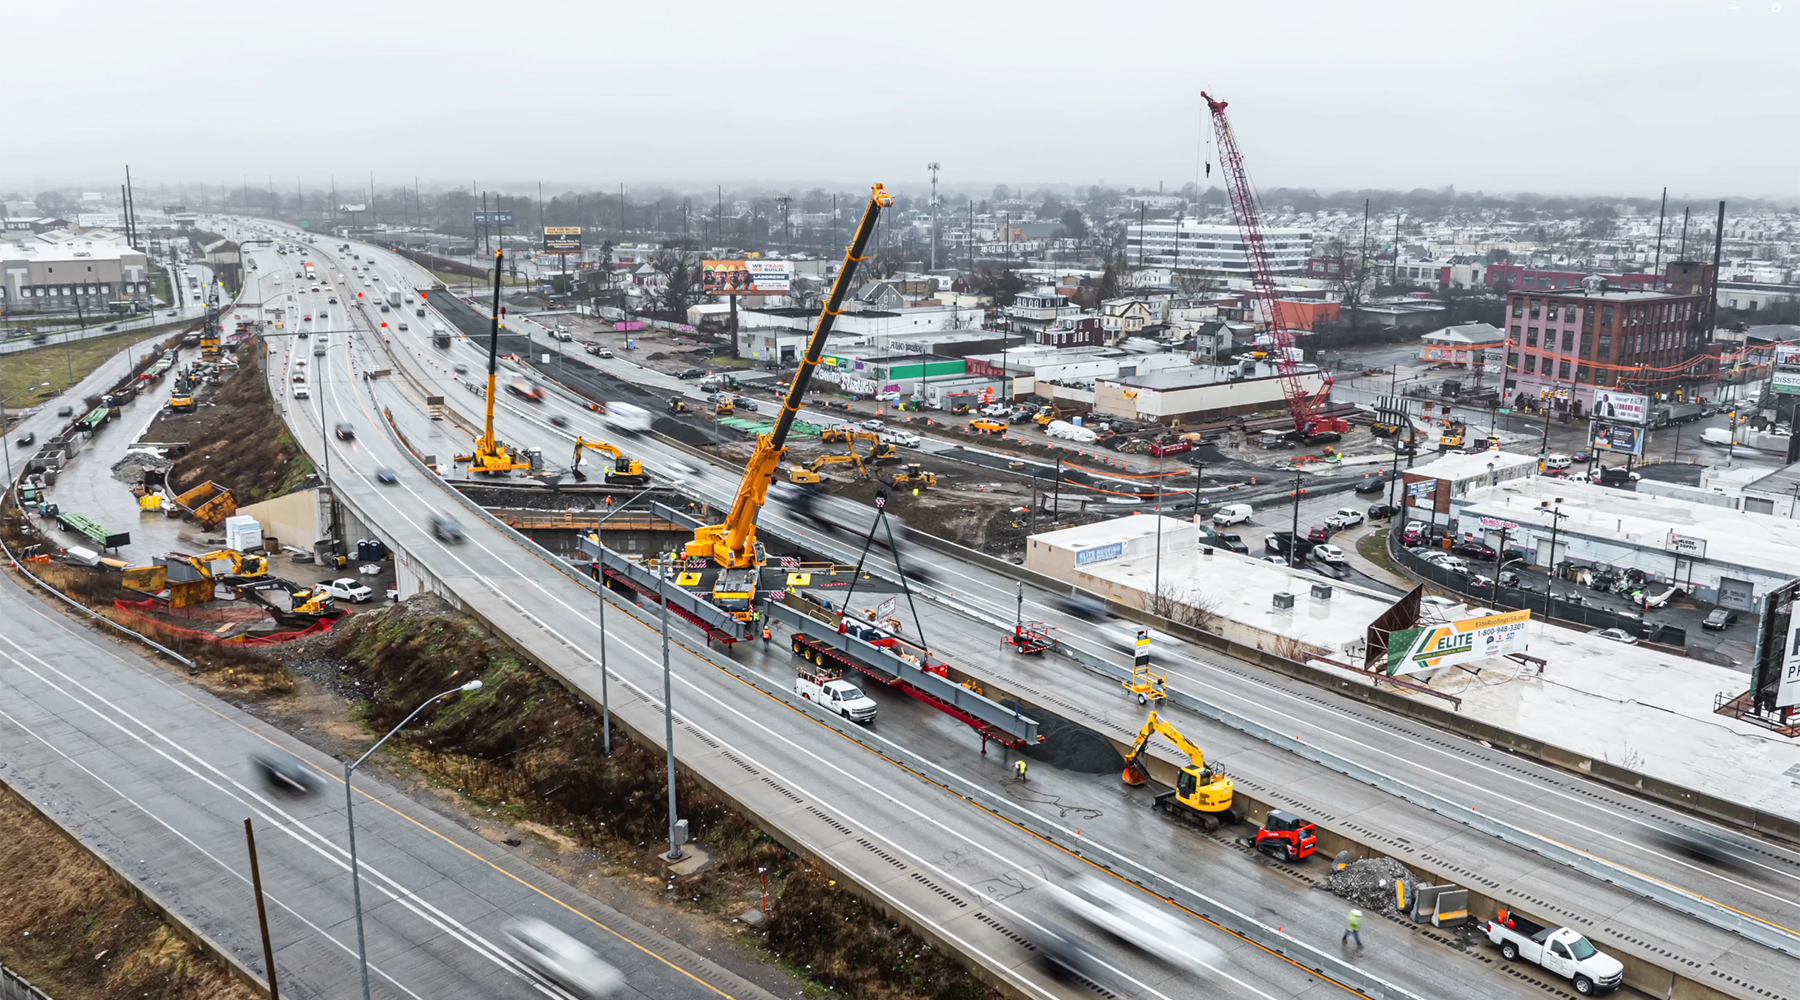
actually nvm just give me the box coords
[1144,582,1225,633]
[649,247,704,317]
[1319,239,1372,333]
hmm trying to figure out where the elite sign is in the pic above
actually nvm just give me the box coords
[1386,608,1532,676]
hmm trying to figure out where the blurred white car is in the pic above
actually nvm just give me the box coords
[1061,872,1223,973]
[502,919,623,997]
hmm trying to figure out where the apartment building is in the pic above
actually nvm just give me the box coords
[1501,268,1709,408]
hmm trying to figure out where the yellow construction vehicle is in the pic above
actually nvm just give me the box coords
[787,451,868,485]
[288,586,334,615]
[570,436,647,486]
[821,426,898,462]
[716,395,736,416]
[669,397,688,414]
[684,184,892,622]
[887,463,937,489]
[453,250,534,474]
[1439,420,1467,451]
[168,390,195,412]
[185,549,270,580]
[1120,711,1238,829]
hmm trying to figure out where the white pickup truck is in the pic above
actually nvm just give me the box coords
[795,670,878,723]
[1485,910,1623,995]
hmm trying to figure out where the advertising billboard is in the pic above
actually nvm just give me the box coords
[1589,421,1645,455]
[1773,371,1800,395]
[1385,608,1532,676]
[702,260,794,295]
[1776,343,1800,365]
[472,211,515,226]
[543,226,583,254]
[1589,390,1648,424]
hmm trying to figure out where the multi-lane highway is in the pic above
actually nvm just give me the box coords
[154,217,1800,999]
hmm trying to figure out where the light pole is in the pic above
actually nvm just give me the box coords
[345,679,484,1000]
[1538,499,1567,619]
[1,382,53,486]
[589,481,670,755]
[657,550,683,861]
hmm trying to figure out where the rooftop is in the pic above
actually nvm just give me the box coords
[1406,450,1540,483]
[1114,361,1297,390]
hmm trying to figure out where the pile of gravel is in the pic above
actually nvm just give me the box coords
[1325,857,1415,915]
[112,449,173,485]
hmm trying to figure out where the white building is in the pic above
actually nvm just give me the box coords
[1124,222,1312,276]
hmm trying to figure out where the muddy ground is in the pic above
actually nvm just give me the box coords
[142,347,315,505]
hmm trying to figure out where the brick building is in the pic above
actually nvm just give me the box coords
[1500,267,1711,411]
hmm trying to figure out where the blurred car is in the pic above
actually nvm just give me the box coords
[431,514,466,543]
[1061,872,1223,974]
[1649,827,1756,872]
[1589,627,1639,644]
[1354,472,1394,495]
[454,363,469,375]
[16,431,35,447]
[550,414,569,428]
[376,467,398,485]
[1702,608,1739,630]
[1312,543,1347,565]
[334,422,355,440]
[250,750,320,796]
[1420,595,1459,613]
[1054,593,1115,621]
[303,314,312,321]
[501,919,624,998]
[57,406,74,417]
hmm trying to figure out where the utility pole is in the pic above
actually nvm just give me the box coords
[1652,186,1667,288]
[1708,200,1726,342]
[928,162,940,271]
[968,200,975,273]
[369,172,375,228]
[776,196,791,250]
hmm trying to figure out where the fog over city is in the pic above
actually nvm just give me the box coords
[7,0,1797,197]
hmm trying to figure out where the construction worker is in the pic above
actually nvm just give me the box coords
[762,625,772,649]
[1343,908,1364,949]
[1014,759,1028,783]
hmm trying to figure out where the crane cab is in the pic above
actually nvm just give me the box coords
[712,567,759,620]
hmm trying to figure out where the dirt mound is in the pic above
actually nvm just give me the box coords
[1009,701,1124,773]
[146,349,314,504]
[110,449,173,485]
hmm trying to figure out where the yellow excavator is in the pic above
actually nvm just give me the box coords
[571,436,647,486]
[787,450,867,485]
[1120,711,1238,829]
[821,425,898,462]
[454,250,534,474]
[186,549,270,581]
[886,463,937,490]
[684,184,892,622]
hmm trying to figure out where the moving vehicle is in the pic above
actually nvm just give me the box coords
[1703,608,1739,630]
[1326,507,1364,529]
[1452,539,1497,560]
[600,401,653,435]
[1366,503,1399,520]
[1057,871,1223,974]
[431,514,466,543]
[889,429,922,448]
[1485,910,1622,995]
[334,422,355,440]
[1211,503,1252,526]
[1120,711,1237,829]
[250,751,321,796]
[794,669,878,723]
[433,328,451,348]
[318,577,374,603]
[15,431,34,447]
[501,918,625,998]
[1544,453,1573,470]
[1312,543,1347,565]
[376,467,398,485]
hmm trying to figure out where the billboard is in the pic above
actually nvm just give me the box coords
[702,260,794,295]
[1589,390,1648,424]
[1589,421,1645,455]
[472,211,515,226]
[1773,370,1800,395]
[1778,620,1800,708]
[543,226,582,254]
[1385,608,1532,676]
[1776,343,1800,365]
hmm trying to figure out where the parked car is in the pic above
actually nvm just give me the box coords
[1589,627,1639,645]
[1211,532,1249,554]
[861,419,885,432]
[1366,503,1399,521]
[1307,525,1332,542]
[1326,507,1365,529]
[319,577,374,603]
[1453,540,1498,560]
[1702,608,1739,630]
[678,367,707,379]
[1400,522,1429,546]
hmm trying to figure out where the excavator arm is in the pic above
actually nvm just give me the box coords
[685,183,892,572]
[1121,711,1209,781]
[571,436,645,484]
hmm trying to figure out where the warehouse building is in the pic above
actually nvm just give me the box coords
[0,232,154,314]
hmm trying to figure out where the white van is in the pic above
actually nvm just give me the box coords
[1544,453,1572,470]
[1212,503,1253,525]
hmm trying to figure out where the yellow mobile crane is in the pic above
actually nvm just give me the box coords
[571,436,648,486]
[1119,711,1238,829]
[684,184,893,621]
[454,250,533,474]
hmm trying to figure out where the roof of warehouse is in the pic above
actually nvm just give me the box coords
[1406,450,1540,482]
[1455,476,1800,572]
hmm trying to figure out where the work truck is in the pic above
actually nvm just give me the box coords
[1485,909,1623,995]
[794,669,879,723]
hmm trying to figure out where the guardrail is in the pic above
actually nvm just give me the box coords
[0,962,52,1000]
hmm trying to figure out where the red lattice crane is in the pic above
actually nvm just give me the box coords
[1203,91,1345,440]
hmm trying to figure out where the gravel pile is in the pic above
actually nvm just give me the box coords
[112,449,173,485]
[1325,857,1415,915]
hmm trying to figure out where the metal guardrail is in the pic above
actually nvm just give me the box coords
[0,962,53,1000]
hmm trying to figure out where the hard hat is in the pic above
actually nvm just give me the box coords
[1352,909,1362,917]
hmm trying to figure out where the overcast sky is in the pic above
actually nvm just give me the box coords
[8,0,1796,202]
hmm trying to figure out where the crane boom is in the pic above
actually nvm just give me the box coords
[453,250,533,472]
[1202,92,1343,438]
[686,184,893,581]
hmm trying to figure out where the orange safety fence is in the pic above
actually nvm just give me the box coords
[1063,461,1196,481]
[112,598,343,644]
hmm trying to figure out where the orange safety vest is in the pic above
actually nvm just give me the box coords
[762,627,772,640]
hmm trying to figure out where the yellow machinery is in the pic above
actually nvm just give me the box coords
[453,250,534,474]
[684,184,892,621]
[1120,711,1238,829]
[716,395,736,416]
[174,480,237,528]
[787,451,868,485]
[821,426,898,462]
[570,436,647,486]
[669,397,688,414]
[1439,420,1467,450]
[887,463,937,489]
[169,392,195,412]
[186,549,270,580]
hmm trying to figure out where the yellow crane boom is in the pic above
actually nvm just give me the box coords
[454,250,532,474]
[684,184,893,612]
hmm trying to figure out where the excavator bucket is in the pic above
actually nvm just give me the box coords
[1122,762,1149,787]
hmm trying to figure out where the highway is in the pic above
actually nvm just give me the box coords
[227,225,1503,998]
[221,218,1800,997]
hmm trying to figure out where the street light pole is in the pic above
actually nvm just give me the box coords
[658,554,683,861]
[1,382,53,487]
[590,482,668,755]
[345,679,484,1000]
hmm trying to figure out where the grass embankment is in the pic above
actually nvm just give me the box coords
[1356,527,1401,576]
[310,599,998,1000]
[0,328,181,413]
[428,268,529,289]
[0,783,261,1000]
[150,346,314,505]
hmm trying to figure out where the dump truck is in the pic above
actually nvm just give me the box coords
[174,480,237,528]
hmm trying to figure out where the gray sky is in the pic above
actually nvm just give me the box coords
[8,0,1797,200]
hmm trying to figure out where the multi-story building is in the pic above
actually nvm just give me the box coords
[1500,268,1710,409]
[1486,263,1660,293]
[1001,288,1083,335]
[0,233,153,315]
[1124,221,1311,276]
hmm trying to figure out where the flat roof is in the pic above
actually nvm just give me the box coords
[1456,476,1800,574]
[1406,450,1539,482]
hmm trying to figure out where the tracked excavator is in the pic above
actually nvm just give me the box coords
[453,250,534,474]
[787,451,868,485]
[570,436,648,485]
[682,184,893,621]
[1120,711,1238,829]
[186,549,270,581]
